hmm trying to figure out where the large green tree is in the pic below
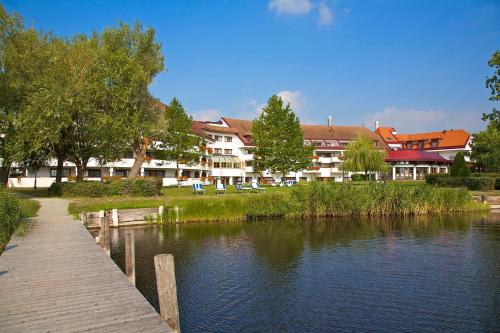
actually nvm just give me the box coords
[252,95,313,179]
[340,135,387,180]
[471,51,500,172]
[157,98,202,187]
[450,152,471,177]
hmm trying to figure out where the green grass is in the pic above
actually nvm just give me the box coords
[19,199,41,217]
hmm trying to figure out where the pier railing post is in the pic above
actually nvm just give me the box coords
[112,209,119,228]
[154,254,180,332]
[174,206,180,223]
[159,206,164,224]
[125,230,135,285]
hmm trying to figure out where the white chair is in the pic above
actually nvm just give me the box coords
[215,182,226,195]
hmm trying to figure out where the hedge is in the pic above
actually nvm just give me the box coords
[425,174,495,191]
[49,178,162,197]
[471,173,500,190]
[0,188,24,251]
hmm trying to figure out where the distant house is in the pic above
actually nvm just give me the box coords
[375,124,472,180]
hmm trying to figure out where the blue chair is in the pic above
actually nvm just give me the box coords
[192,183,205,195]
[251,181,267,193]
[235,184,251,193]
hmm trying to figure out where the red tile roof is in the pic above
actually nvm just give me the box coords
[375,127,470,150]
[386,150,451,163]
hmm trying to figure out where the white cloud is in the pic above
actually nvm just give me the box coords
[276,90,304,112]
[317,2,334,26]
[369,106,486,133]
[190,108,222,122]
[268,0,336,26]
[268,0,312,15]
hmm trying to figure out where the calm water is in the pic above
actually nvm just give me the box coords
[102,213,500,332]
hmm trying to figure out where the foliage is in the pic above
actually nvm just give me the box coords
[340,135,388,179]
[49,178,162,197]
[450,152,471,177]
[350,174,366,181]
[157,98,202,186]
[0,188,23,251]
[482,50,500,129]
[425,174,495,191]
[252,95,313,177]
[471,122,500,172]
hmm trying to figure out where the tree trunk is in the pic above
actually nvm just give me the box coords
[75,161,84,181]
[34,170,37,189]
[129,142,148,178]
[0,166,10,186]
[55,150,65,183]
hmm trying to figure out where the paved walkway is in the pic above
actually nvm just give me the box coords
[0,198,172,332]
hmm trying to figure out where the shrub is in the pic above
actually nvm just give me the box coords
[426,175,495,191]
[49,178,162,197]
[425,173,449,185]
[450,152,471,177]
[350,174,366,181]
[0,189,23,251]
[471,173,500,190]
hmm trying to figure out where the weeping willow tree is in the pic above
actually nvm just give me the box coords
[341,135,388,180]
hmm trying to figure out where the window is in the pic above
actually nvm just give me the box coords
[224,136,232,142]
[145,170,165,178]
[84,169,101,178]
[114,169,129,177]
[245,160,252,167]
[182,170,190,178]
[418,140,425,149]
[233,163,241,169]
[214,135,222,142]
[431,139,439,147]
[213,162,220,168]
[320,163,330,168]
[214,148,222,154]
[221,162,228,168]
[245,149,252,155]
[224,149,232,155]
[50,168,71,177]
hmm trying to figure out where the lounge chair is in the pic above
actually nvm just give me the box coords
[192,183,205,195]
[215,182,226,195]
[251,182,267,193]
[235,184,251,193]
[287,180,297,187]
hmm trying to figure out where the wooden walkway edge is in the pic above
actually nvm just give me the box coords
[0,198,172,333]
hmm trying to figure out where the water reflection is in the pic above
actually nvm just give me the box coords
[102,212,500,332]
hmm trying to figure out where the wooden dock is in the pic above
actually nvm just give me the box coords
[0,198,172,333]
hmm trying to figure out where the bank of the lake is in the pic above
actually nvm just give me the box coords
[69,182,488,223]
[103,212,500,332]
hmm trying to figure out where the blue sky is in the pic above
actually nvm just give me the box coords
[4,0,500,133]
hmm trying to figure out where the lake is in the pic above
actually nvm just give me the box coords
[101,213,500,332]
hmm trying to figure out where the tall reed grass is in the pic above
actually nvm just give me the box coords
[246,181,487,219]
[0,189,23,252]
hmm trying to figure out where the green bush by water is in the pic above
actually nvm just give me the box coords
[425,174,495,191]
[49,178,162,197]
[0,189,24,251]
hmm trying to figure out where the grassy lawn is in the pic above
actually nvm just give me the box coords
[8,187,51,198]
[67,185,295,216]
[19,199,41,217]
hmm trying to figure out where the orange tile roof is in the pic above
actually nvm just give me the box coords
[375,126,470,150]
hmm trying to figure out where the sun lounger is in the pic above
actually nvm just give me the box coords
[251,182,267,192]
[215,182,226,195]
[192,183,205,195]
[235,184,251,193]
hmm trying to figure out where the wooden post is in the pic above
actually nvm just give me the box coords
[99,210,105,240]
[159,206,164,224]
[99,211,111,256]
[174,206,180,223]
[154,254,180,332]
[112,209,119,228]
[125,230,135,285]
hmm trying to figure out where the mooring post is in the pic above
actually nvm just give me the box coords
[154,254,180,332]
[112,209,119,228]
[99,210,105,239]
[125,230,136,285]
[174,206,180,223]
[159,206,164,223]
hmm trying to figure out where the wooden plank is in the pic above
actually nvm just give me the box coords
[0,198,173,333]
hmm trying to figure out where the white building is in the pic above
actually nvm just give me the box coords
[8,117,385,188]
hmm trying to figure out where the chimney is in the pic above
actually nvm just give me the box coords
[375,120,380,130]
[327,115,333,127]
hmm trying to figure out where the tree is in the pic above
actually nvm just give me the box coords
[450,152,471,177]
[157,98,202,187]
[252,95,313,179]
[471,51,500,172]
[470,123,500,172]
[482,50,500,129]
[340,135,387,180]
